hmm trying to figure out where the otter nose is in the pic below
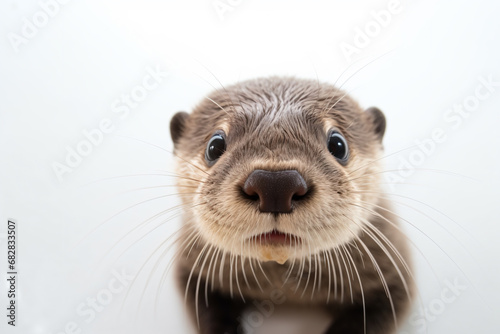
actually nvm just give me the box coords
[242,170,308,213]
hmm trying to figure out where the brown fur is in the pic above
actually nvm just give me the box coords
[170,77,414,334]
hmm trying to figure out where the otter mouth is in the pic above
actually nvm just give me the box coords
[250,229,301,246]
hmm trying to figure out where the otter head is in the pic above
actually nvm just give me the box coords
[170,77,386,264]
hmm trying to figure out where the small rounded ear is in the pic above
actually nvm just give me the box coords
[170,111,189,147]
[365,107,386,141]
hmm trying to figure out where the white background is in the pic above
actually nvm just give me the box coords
[1,0,499,333]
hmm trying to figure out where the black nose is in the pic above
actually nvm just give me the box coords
[242,170,308,213]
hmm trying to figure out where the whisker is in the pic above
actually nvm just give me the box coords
[239,242,250,290]
[195,245,214,327]
[229,253,234,298]
[94,199,201,267]
[205,96,232,117]
[234,253,245,302]
[347,144,425,178]
[354,232,398,328]
[353,201,440,282]
[325,249,333,303]
[154,225,198,311]
[111,133,209,177]
[78,193,199,246]
[352,201,484,301]
[137,226,191,318]
[248,243,264,292]
[343,244,367,334]
[346,168,477,184]
[355,190,479,246]
[194,59,240,116]
[119,223,198,317]
[338,244,354,303]
[184,242,211,328]
[300,234,313,298]
[334,248,344,303]
[358,220,411,299]
[321,51,393,118]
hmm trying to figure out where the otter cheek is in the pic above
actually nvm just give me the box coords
[259,245,290,264]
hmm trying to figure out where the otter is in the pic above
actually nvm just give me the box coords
[169,77,414,334]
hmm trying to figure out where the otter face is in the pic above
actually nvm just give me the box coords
[170,77,386,264]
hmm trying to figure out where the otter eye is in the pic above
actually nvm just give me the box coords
[327,131,349,163]
[205,133,226,164]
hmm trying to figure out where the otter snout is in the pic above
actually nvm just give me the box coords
[241,169,308,213]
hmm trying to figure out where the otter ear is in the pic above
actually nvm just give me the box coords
[365,107,386,141]
[170,111,189,147]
